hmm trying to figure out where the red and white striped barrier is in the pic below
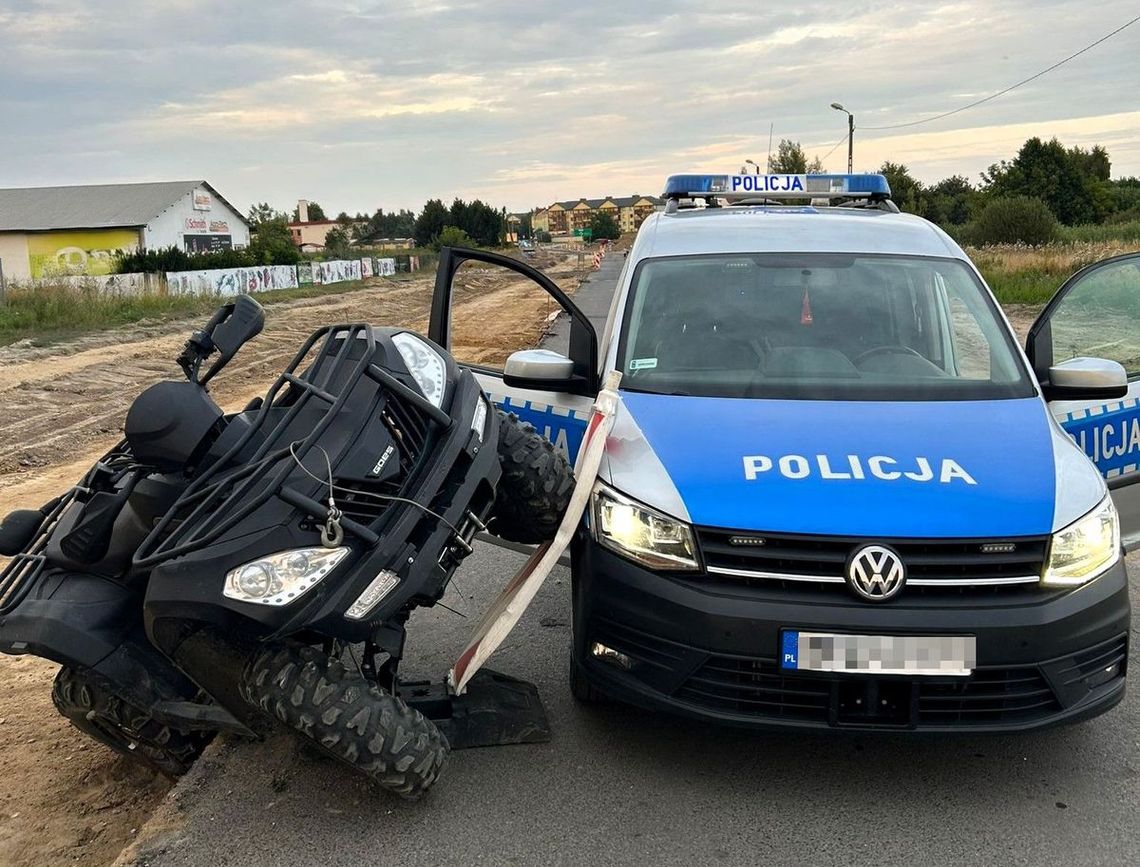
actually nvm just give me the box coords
[450,371,622,694]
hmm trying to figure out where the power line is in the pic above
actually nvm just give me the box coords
[818,132,849,165]
[860,12,1140,131]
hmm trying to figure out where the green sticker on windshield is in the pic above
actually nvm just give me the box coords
[629,358,658,371]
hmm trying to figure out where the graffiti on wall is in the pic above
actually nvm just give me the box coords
[27,229,140,278]
[166,265,300,296]
[312,259,362,284]
[375,257,396,277]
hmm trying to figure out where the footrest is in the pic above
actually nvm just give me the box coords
[396,669,550,750]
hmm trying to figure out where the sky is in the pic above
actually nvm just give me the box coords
[1,0,1138,216]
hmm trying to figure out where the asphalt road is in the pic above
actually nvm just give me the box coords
[142,251,1140,867]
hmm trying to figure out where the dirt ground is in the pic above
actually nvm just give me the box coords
[0,251,589,867]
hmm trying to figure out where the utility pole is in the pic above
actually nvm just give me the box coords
[830,103,854,172]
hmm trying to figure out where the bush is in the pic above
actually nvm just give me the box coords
[432,225,475,251]
[535,230,552,243]
[971,196,1059,245]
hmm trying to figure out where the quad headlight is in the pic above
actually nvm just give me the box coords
[392,332,446,408]
[224,547,349,606]
[591,483,698,570]
[1043,496,1120,587]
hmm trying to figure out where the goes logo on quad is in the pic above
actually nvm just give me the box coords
[743,454,977,485]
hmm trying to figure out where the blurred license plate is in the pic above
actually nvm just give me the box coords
[780,631,975,676]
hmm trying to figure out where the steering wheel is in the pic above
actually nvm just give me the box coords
[854,345,927,365]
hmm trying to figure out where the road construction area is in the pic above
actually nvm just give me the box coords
[1,250,1139,867]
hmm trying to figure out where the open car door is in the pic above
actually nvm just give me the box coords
[428,247,600,462]
[1026,252,1140,549]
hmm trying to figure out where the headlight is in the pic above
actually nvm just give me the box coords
[392,332,446,408]
[1043,496,1120,586]
[591,483,698,570]
[224,547,349,606]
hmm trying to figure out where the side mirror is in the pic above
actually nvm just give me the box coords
[179,295,266,385]
[211,295,265,358]
[1043,356,1128,401]
[503,349,576,391]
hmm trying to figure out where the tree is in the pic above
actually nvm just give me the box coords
[925,175,976,225]
[324,225,351,256]
[247,202,285,226]
[768,139,824,174]
[433,225,474,251]
[291,201,326,222]
[588,210,621,241]
[982,137,1107,225]
[245,203,301,265]
[879,162,924,214]
[414,199,449,246]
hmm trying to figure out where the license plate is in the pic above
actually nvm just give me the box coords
[780,631,976,676]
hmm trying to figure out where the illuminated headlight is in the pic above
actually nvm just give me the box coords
[590,483,698,570]
[392,332,446,408]
[1043,496,1120,586]
[224,547,349,606]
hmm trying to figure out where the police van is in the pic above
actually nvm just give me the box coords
[429,173,1135,731]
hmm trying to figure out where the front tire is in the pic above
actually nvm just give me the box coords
[487,411,574,544]
[240,643,448,800]
[51,666,209,777]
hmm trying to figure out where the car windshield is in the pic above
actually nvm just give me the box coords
[616,253,1036,401]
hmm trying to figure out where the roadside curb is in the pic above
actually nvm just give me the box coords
[111,736,236,867]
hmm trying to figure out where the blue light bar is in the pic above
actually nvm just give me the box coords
[662,173,892,200]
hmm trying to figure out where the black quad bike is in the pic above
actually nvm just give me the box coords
[0,296,571,798]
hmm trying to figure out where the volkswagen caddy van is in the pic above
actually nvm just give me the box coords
[428,173,1135,731]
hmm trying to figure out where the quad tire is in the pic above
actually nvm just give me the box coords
[51,666,209,778]
[240,643,448,800]
[488,411,574,544]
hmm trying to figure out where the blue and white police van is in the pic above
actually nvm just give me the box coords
[429,172,1136,731]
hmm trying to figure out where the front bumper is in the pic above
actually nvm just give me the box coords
[571,535,1129,732]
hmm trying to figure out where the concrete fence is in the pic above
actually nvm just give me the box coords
[166,265,300,296]
[9,255,417,298]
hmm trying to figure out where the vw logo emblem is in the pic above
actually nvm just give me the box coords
[846,545,906,601]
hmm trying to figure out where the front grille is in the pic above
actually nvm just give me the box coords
[592,617,691,673]
[698,528,1048,594]
[1052,635,1128,689]
[676,656,1064,726]
[917,667,1061,724]
[676,656,831,722]
[333,393,433,526]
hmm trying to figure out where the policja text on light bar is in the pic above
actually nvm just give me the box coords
[662,173,893,201]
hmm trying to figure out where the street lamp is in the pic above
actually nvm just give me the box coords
[744,158,760,174]
[830,102,854,173]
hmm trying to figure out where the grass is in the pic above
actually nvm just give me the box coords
[0,277,403,348]
[967,239,1140,305]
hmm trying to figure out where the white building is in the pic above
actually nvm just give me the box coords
[0,180,250,281]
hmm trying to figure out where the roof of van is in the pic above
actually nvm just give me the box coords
[633,205,965,260]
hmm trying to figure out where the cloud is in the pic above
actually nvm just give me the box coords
[0,0,1137,213]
